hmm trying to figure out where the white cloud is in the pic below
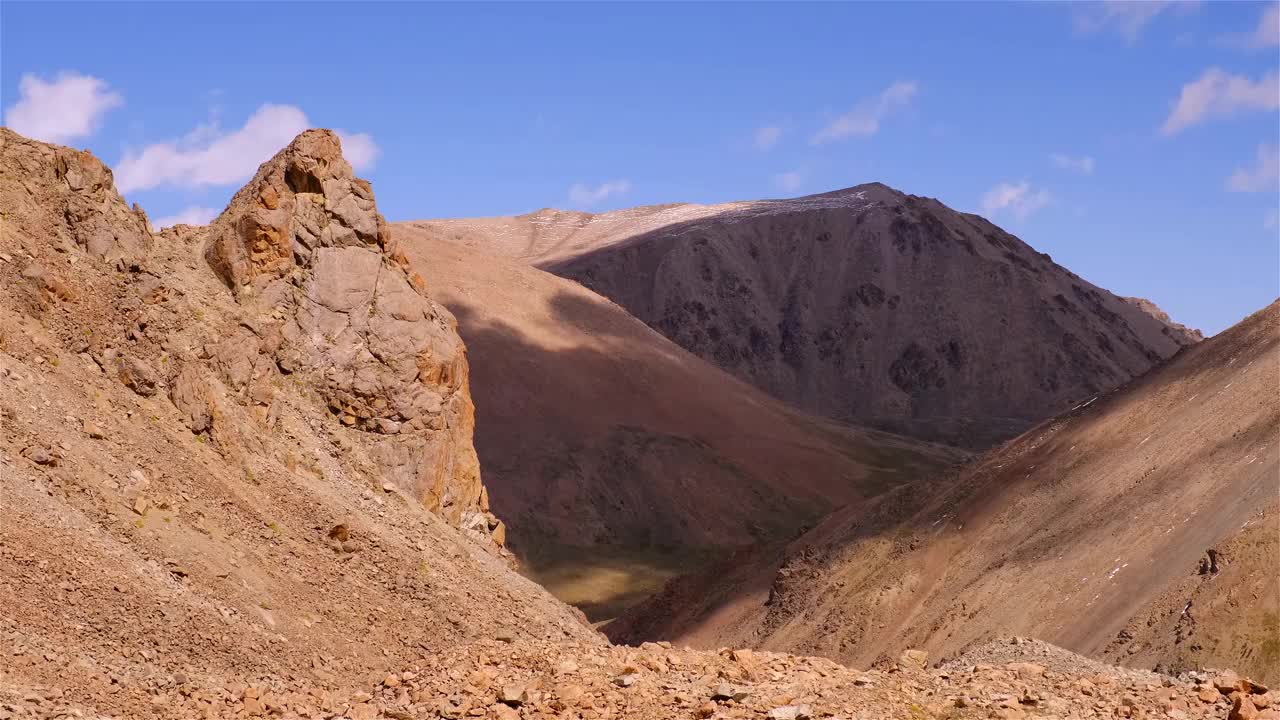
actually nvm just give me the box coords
[337,130,379,170]
[568,179,631,208]
[1228,143,1280,192]
[774,171,803,193]
[981,181,1052,221]
[1073,1,1197,42]
[1265,208,1279,230]
[151,206,218,230]
[754,125,783,150]
[1050,153,1096,174]
[3,71,123,145]
[1160,68,1280,136]
[114,104,379,194]
[1252,3,1280,47]
[811,81,918,145]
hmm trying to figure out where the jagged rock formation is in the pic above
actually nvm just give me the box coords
[0,126,583,718]
[200,129,491,531]
[1,126,495,537]
[402,185,1202,447]
[610,301,1279,684]
[0,129,151,267]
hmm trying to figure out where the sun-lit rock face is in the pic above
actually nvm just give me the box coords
[0,127,153,267]
[204,129,496,535]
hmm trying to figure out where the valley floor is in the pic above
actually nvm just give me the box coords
[518,544,715,623]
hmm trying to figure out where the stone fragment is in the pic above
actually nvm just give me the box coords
[169,365,212,433]
[899,648,929,671]
[767,705,813,720]
[83,419,106,438]
[499,684,527,707]
[116,355,158,396]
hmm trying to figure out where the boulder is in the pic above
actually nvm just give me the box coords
[899,649,929,671]
[169,365,212,433]
[116,355,158,396]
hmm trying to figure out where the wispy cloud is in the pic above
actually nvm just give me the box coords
[151,206,219,230]
[1214,3,1279,49]
[568,179,631,208]
[1247,3,1280,48]
[1073,1,1198,43]
[811,81,917,145]
[1160,68,1279,136]
[114,104,378,194]
[3,71,123,145]
[981,181,1052,221]
[1050,153,1096,175]
[754,125,783,151]
[773,171,803,193]
[1228,143,1279,192]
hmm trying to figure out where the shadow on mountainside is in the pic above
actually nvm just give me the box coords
[606,302,1279,680]
[431,285,961,621]
[526,191,1198,451]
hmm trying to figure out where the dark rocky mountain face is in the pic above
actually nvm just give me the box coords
[535,184,1200,446]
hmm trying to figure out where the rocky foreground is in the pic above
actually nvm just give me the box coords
[1,637,1272,719]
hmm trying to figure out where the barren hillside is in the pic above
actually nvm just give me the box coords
[0,126,1266,720]
[402,185,1201,447]
[392,223,963,617]
[0,127,592,718]
[610,301,1279,683]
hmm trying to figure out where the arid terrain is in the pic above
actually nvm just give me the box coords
[391,222,962,618]
[609,301,1279,684]
[402,186,1201,447]
[0,126,1274,720]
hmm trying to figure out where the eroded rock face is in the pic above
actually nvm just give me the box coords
[202,129,492,532]
[0,127,151,267]
[0,126,495,540]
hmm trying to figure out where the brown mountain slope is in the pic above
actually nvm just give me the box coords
[610,300,1279,683]
[401,185,1200,447]
[0,127,594,717]
[392,223,964,617]
[0,127,1263,720]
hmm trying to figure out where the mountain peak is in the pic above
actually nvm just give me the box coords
[800,181,907,202]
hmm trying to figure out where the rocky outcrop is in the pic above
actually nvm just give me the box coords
[0,125,497,542]
[201,129,494,533]
[1123,296,1205,343]
[0,127,151,267]
[0,128,594,720]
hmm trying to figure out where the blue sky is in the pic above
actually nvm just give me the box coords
[2,2,1277,334]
